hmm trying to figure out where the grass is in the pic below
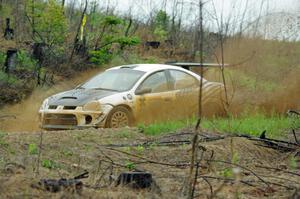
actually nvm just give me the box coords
[202,112,299,138]
[0,131,9,148]
[138,119,194,136]
[138,112,299,138]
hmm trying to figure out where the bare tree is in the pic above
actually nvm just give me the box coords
[32,0,36,38]
[188,1,204,198]
[0,0,3,32]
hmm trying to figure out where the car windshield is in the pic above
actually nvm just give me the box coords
[80,68,145,92]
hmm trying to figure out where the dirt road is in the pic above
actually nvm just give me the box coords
[0,67,105,132]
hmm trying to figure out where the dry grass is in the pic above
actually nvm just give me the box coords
[0,128,299,198]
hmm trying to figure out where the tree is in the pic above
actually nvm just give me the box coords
[25,0,67,46]
[36,0,67,47]
[153,10,170,40]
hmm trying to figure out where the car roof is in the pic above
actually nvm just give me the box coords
[107,64,188,73]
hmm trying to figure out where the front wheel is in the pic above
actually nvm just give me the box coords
[105,106,133,128]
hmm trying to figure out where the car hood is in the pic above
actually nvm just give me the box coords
[48,89,118,106]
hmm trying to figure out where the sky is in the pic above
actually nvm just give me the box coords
[91,0,298,17]
[67,0,299,32]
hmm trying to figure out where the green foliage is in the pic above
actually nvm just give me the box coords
[17,50,38,71]
[28,143,38,155]
[117,36,140,47]
[153,27,168,40]
[90,36,140,65]
[42,159,60,169]
[0,50,37,88]
[103,15,123,26]
[289,157,298,170]
[0,71,21,85]
[153,10,170,40]
[219,167,233,178]
[89,48,113,65]
[135,145,145,154]
[154,10,169,31]
[0,3,13,19]
[27,0,67,46]
[202,112,299,138]
[125,161,136,170]
[90,12,103,28]
[138,119,192,136]
[88,13,140,65]
[0,52,6,66]
[137,111,298,138]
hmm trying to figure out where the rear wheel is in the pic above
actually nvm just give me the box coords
[105,106,133,128]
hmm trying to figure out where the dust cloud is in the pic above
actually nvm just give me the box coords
[0,67,104,132]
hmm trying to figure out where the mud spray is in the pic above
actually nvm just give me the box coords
[0,68,104,132]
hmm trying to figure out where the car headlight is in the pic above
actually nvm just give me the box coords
[83,101,101,111]
[39,99,49,111]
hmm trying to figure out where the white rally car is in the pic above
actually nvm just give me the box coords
[39,63,224,129]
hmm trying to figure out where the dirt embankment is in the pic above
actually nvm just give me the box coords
[0,128,299,198]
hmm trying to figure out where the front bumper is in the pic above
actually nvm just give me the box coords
[39,105,111,130]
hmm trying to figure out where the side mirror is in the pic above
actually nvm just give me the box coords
[135,88,152,95]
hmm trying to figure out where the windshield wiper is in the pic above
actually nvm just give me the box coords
[93,87,119,92]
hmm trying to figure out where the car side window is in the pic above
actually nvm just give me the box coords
[138,71,169,93]
[169,70,199,90]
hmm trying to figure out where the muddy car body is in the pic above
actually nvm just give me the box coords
[39,64,224,129]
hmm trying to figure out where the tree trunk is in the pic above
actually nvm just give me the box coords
[32,0,36,39]
[69,0,88,62]
[188,1,204,198]
[0,0,3,32]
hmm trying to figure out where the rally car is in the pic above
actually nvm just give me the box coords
[39,63,224,129]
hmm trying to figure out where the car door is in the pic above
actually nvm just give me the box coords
[134,70,176,124]
[167,69,200,119]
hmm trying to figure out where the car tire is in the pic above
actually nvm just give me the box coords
[105,106,133,128]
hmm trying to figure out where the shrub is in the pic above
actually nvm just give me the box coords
[28,143,38,155]
[89,48,113,65]
[42,159,60,169]
[16,50,38,71]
